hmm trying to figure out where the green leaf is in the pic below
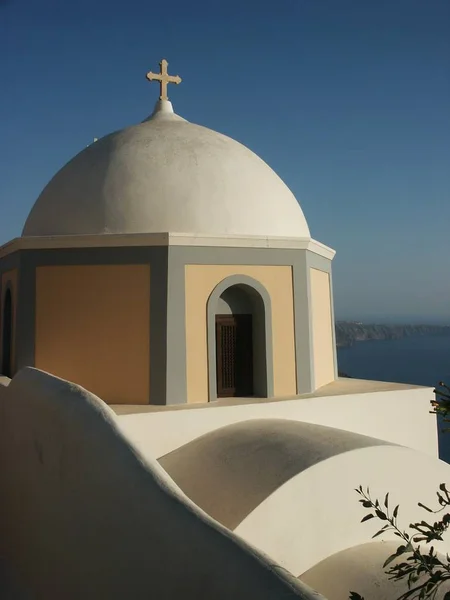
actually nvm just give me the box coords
[375,509,388,520]
[383,553,399,569]
[372,529,387,539]
[383,545,407,568]
[361,514,375,523]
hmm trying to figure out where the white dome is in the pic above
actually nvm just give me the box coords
[22,101,310,238]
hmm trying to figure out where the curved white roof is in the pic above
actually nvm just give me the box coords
[301,541,443,600]
[22,100,310,238]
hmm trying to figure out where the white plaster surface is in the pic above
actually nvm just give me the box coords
[0,368,330,600]
[0,368,326,600]
[300,541,450,600]
[158,419,390,530]
[153,417,450,578]
[234,444,450,576]
[22,101,310,239]
[115,386,438,459]
[0,367,324,600]
[1,233,334,257]
[1,368,447,600]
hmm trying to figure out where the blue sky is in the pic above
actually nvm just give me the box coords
[1,0,449,323]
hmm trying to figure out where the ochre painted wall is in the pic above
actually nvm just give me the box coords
[1,269,18,376]
[185,265,296,403]
[35,265,150,404]
[310,268,335,389]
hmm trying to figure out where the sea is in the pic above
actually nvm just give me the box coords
[337,334,450,463]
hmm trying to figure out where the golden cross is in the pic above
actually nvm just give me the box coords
[146,59,182,101]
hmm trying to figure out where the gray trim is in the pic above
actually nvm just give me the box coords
[148,248,168,405]
[168,246,301,266]
[305,250,333,274]
[206,275,274,402]
[21,246,163,267]
[16,254,36,372]
[0,251,21,274]
[305,265,316,391]
[165,247,187,405]
[292,252,314,394]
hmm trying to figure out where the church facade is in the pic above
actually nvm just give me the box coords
[0,61,337,406]
[0,234,336,405]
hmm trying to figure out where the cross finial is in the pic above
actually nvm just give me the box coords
[146,59,182,101]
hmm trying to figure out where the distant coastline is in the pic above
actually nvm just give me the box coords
[335,321,450,348]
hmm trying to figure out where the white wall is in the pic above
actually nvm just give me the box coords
[0,368,323,600]
[116,386,438,459]
[235,445,450,576]
[158,419,391,531]
[150,417,450,580]
[301,541,450,600]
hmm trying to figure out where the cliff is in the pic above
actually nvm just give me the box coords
[335,322,450,348]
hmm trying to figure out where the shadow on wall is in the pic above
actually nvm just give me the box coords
[0,367,325,600]
[159,419,390,530]
[300,541,450,600]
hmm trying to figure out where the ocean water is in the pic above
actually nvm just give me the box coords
[337,334,450,462]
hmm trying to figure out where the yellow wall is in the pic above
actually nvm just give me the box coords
[35,265,150,404]
[1,269,18,375]
[185,265,296,403]
[310,268,335,389]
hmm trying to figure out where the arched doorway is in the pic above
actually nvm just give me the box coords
[215,286,254,397]
[207,276,274,401]
[2,288,13,378]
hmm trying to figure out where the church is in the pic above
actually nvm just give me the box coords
[0,59,336,406]
[1,61,449,600]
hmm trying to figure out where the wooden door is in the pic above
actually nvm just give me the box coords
[216,314,253,398]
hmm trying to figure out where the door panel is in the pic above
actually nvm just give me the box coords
[216,314,253,398]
